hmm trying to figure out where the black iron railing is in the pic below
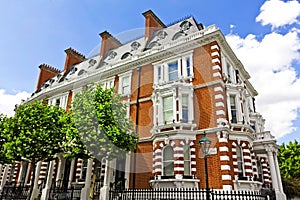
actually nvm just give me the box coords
[109,188,271,200]
[0,184,30,200]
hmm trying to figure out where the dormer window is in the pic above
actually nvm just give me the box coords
[157,30,167,40]
[131,41,141,51]
[88,59,97,67]
[108,51,117,60]
[180,21,192,32]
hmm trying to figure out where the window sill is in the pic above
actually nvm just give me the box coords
[153,122,197,133]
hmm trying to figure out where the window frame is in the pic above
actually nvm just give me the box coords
[236,145,244,177]
[162,146,174,176]
[154,51,193,85]
[183,145,191,176]
[49,92,68,110]
[118,71,132,96]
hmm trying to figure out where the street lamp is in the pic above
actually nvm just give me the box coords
[199,132,211,200]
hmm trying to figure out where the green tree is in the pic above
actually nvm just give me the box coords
[3,100,73,200]
[0,114,13,164]
[71,83,138,161]
[278,140,300,199]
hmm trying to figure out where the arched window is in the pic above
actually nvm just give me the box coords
[236,145,244,177]
[183,145,191,175]
[163,146,174,176]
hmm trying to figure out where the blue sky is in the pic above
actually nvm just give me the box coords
[0,0,299,144]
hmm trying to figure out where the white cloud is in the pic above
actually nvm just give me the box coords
[0,89,30,117]
[226,28,300,138]
[256,0,300,29]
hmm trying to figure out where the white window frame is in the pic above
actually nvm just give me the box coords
[154,51,193,85]
[236,145,244,177]
[155,88,194,126]
[227,92,242,124]
[183,145,191,176]
[118,71,132,96]
[162,146,174,176]
[48,92,68,110]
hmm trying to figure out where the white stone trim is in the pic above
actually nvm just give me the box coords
[212,58,220,64]
[221,165,231,171]
[212,65,221,71]
[215,94,224,100]
[222,175,231,180]
[219,138,228,143]
[211,51,220,57]
[174,167,184,171]
[223,185,232,190]
[211,45,219,50]
[220,156,230,161]
[213,72,222,78]
[216,110,225,115]
[219,146,229,152]
[216,102,225,107]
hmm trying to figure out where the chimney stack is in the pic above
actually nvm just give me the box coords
[142,10,166,41]
[99,31,122,58]
[63,47,85,73]
[36,64,60,90]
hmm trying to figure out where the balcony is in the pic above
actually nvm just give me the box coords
[233,176,263,191]
[150,175,199,188]
[152,122,197,135]
[253,131,277,154]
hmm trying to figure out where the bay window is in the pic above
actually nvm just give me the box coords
[153,87,194,126]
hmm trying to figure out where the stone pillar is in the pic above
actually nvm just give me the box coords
[31,161,42,200]
[25,163,31,185]
[68,159,75,188]
[41,161,55,200]
[56,155,65,182]
[272,152,282,192]
[81,158,93,199]
[274,151,286,199]
[267,151,279,191]
[124,153,131,189]
[0,165,9,190]
[17,162,24,185]
[266,147,286,200]
[100,159,112,200]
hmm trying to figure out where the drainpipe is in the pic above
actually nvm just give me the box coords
[133,67,141,191]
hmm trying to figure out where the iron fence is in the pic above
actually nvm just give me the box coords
[0,184,30,200]
[109,188,270,200]
[47,180,83,200]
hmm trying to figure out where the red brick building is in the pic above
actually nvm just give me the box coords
[0,10,285,200]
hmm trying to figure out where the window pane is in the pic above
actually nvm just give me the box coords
[163,96,173,123]
[236,146,243,176]
[186,58,191,76]
[182,95,188,122]
[230,95,237,123]
[158,66,162,81]
[183,146,190,175]
[163,146,174,176]
[122,76,130,94]
[168,61,178,81]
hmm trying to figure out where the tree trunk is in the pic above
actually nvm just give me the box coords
[27,162,36,200]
